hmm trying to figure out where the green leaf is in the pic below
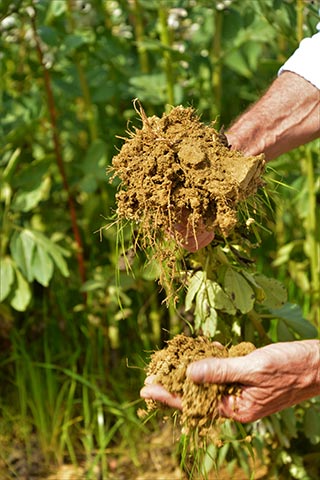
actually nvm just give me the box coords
[38,26,60,47]
[277,319,296,342]
[224,49,251,78]
[79,140,107,192]
[46,0,66,18]
[129,74,167,104]
[206,280,236,315]
[31,245,54,287]
[241,271,266,303]
[142,259,161,281]
[10,268,31,312]
[25,230,69,278]
[192,280,218,337]
[0,257,15,302]
[202,307,218,337]
[254,274,287,309]
[304,406,320,445]
[280,408,297,439]
[64,34,86,52]
[224,268,255,314]
[10,231,36,281]
[185,271,205,311]
[271,303,317,339]
[12,176,51,212]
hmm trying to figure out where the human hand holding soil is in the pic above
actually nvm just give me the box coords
[141,340,320,423]
[173,210,215,252]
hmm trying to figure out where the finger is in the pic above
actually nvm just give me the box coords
[140,385,183,410]
[183,230,214,252]
[187,356,255,384]
[219,388,266,423]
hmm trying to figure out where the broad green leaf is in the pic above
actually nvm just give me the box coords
[206,280,236,315]
[82,139,107,175]
[0,257,15,302]
[185,271,205,311]
[12,159,50,190]
[10,268,31,311]
[304,407,320,445]
[32,245,54,287]
[64,34,87,52]
[193,282,218,337]
[202,307,218,337]
[277,319,296,342]
[242,271,266,303]
[12,176,51,212]
[224,268,255,314]
[272,241,299,267]
[224,49,251,78]
[271,303,317,338]
[10,231,36,281]
[81,279,107,292]
[38,26,60,47]
[280,408,297,439]
[46,0,66,18]
[142,259,161,281]
[254,274,287,309]
[194,284,208,332]
[129,73,167,104]
[25,230,69,278]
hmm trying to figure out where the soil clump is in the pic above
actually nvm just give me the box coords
[111,103,265,247]
[144,334,255,436]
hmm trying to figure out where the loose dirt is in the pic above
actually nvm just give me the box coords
[111,102,265,247]
[143,334,255,437]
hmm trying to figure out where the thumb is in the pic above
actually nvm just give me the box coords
[187,356,252,384]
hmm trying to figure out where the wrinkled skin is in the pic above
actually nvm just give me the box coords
[140,340,320,423]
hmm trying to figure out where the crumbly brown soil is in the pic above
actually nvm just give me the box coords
[144,334,255,437]
[111,103,265,244]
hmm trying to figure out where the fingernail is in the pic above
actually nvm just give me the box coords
[140,386,152,398]
[144,375,156,385]
[186,364,197,377]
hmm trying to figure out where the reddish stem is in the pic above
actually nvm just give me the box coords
[30,12,86,291]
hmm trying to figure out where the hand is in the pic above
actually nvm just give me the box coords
[141,375,183,410]
[171,209,214,252]
[140,340,320,423]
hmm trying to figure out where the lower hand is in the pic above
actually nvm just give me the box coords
[140,340,320,423]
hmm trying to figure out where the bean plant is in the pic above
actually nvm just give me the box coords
[0,0,319,478]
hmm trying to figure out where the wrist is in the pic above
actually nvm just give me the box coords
[299,340,320,399]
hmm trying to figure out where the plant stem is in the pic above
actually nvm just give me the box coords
[30,11,86,289]
[131,0,150,74]
[296,0,304,42]
[211,8,223,124]
[1,148,21,257]
[247,310,270,344]
[158,5,175,107]
[66,0,98,142]
[304,147,320,326]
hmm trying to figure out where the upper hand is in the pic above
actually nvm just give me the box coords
[172,209,214,252]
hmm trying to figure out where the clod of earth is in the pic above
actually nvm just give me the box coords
[143,334,255,437]
[111,102,265,248]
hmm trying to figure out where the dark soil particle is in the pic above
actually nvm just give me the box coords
[144,334,255,436]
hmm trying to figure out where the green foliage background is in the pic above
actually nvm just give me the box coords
[0,0,319,478]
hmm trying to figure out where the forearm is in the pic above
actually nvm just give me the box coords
[227,71,320,162]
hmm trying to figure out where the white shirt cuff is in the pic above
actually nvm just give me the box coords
[278,32,320,90]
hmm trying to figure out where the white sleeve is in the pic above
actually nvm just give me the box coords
[278,31,320,90]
